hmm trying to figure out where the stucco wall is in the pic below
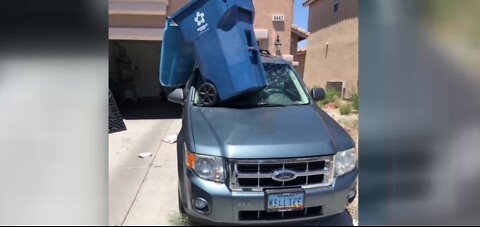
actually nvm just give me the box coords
[252,0,293,55]
[308,0,358,32]
[303,17,358,98]
[291,33,299,57]
[167,0,189,15]
[109,15,165,28]
[295,50,307,78]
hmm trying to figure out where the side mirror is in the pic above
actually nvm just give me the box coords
[167,88,185,105]
[310,87,326,101]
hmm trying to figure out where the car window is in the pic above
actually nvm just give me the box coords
[193,63,310,107]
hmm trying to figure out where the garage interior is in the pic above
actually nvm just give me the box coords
[108,0,182,120]
[109,40,181,119]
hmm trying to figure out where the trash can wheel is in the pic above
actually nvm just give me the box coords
[198,82,217,106]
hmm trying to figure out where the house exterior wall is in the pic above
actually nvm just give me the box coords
[167,0,189,15]
[291,33,299,57]
[303,0,358,98]
[109,14,166,28]
[307,0,358,31]
[252,0,294,55]
[295,50,307,78]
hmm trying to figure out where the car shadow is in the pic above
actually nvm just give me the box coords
[185,210,354,226]
[306,211,354,226]
[117,98,183,120]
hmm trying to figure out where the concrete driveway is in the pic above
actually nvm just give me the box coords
[109,100,183,226]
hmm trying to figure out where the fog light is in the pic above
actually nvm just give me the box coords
[193,198,209,213]
[348,188,356,200]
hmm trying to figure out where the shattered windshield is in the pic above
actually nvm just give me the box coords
[193,63,310,107]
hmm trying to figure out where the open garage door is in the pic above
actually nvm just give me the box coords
[109,40,164,101]
[108,0,184,120]
[109,40,182,120]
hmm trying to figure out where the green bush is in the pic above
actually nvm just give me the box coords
[351,90,359,111]
[340,103,353,115]
[319,88,341,106]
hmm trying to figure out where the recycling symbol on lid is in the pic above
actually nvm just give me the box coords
[194,11,206,26]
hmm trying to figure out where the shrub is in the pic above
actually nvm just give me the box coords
[340,102,353,115]
[351,90,359,111]
[320,88,341,106]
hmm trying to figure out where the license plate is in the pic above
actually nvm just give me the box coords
[266,190,305,212]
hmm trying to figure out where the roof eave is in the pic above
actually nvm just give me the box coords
[303,0,318,7]
[291,24,310,40]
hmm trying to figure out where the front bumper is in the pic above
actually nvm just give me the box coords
[180,168,357,225]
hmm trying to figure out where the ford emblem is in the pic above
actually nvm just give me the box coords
[272,169,297,182]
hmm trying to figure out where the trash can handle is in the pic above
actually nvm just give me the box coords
[245,29,257,52]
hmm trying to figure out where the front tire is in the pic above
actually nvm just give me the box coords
[178,192,186,216]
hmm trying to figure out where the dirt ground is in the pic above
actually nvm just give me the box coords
[322,106,359,226]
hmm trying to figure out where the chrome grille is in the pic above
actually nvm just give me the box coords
[229,156,335,192]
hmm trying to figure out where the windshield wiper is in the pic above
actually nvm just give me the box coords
[257,103,288,107]
[216,102,295,108]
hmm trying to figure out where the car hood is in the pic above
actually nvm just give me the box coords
[189,104,354,159]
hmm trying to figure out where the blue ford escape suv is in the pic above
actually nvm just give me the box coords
[167,54,357,225]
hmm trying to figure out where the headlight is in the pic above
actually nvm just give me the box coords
[335,148,357,176]
[185,151,225,183]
